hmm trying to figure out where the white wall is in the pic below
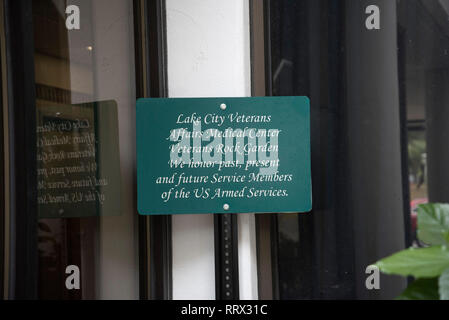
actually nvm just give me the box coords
[166,0,257,300]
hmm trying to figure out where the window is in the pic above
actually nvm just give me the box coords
[257,0,449,299]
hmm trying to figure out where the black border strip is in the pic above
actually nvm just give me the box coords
[263,0,280,300]
[133,0,150,300]
[397,24,412,249]
[0,0,4,297]
[134,0,172,300]
[3,0,37,299]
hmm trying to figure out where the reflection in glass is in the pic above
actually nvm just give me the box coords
[267,0,449,299]
[399,0,449,246]
[33,0,137,299]
[36,101,121,219]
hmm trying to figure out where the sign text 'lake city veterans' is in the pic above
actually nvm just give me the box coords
[137,97,311,215]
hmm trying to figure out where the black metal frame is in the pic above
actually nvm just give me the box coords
[0,1,4,296]
[133,0,172,300]
[214,214,239,299]
[397,23,412,249]
[259,0,281,300]
[3,0,38,299]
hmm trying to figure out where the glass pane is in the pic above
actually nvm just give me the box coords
[398,0,449,247]
[269,0,359,299]
[266,0,449,300]
[33,0,137,299]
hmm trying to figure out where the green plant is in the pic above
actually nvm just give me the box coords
[375,203,449,300]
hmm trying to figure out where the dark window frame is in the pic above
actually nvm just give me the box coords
[3,0,38,299]
[133,0,172,300]
[0,0,4,298]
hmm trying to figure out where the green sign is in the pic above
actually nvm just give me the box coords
[137,97,311,215]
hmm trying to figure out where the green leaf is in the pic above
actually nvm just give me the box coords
[439,268,449,300]
[376,246,449,278]
[417,203,449,245]
[396,278,439,300]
